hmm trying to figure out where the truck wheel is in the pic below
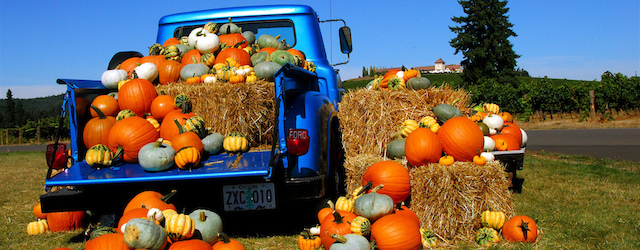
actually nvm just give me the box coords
[107,51,143,70]
[326,116,346,200]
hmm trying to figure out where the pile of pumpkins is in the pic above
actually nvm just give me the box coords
[297,159,539,250]
[82,91,249,171]
[100,17,315,89]
[28,190,247,250]
[366,68,433,91]
[386,102,528,166]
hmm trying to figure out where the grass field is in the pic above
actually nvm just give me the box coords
[1,150,639,249]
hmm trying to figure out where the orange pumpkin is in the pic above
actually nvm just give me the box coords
[158,59,183,85]
[219,33,248,48]
[169,239,213,250]
[90,95,119,117]
[150,94,177,122]
[371,213,422,250]
[170,119,204,154]
[85,232,130,250]
[499,112,514,123]
[118,78,157,116]
[404,128,442,166]
[107,116,159,163]
[258,47,277,54]
[123,190,177,215]
[181,50,202,66]
[362,161,411,203]
[83,105,117,149]
[212,232,246,250]
[140,55,166,69]
[119,57,141,73]
[500,122,523,147]
[163,37,180,47]
[33,202,47,219]
[320,210,357,249]
[403,69,420,82]
[490,134,520,151]
[437,116,484,162]
[160,108,195,141]
[117,207,149,233]
[47,210,84,232]
[393,203,420,227]
[215,47,251,66]
[502,215,538,243]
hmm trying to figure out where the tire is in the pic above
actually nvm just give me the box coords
[325,115,346,200]
[107,51,143,70]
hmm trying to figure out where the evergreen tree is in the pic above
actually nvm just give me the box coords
[15,101,26,127]
[449,0,520,86]
[4,89,16,128]
[362,66,368,77]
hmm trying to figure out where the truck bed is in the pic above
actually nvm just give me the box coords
[45,150,272,188]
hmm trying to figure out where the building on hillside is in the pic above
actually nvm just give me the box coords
[374,58,463,75]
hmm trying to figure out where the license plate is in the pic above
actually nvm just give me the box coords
[223,183,276,211]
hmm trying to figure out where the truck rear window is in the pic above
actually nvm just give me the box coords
[174,20,295,47]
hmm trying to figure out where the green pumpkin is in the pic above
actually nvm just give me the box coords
[270,50,295,66]
[149,43,164,56]
[123,218,167,250]
[242,30,256,45]
[353,185,394,221]
[180,63,210,80]
[386,138,406,159]
[475,227,500,247]
[189,209,223,245]
[257,34,285,50]
[329,234,371,250]
[433,103,462,124]
[138,139,175,172]
[116,109,136,121]
[204,22,219,34]
[254,61,282,81]
[219,18,241,35]
[202,132,224,154]
[184,115,207,139]
[87,224,118,240]
[406,77,432,90]
[477,122,490,136]
[163,45,181,61]
[250,51,271,66]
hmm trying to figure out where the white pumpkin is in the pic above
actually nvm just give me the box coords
[480,152,495,162]
[133,62,158,82]
[195,33,220,53]
[520,128,528,147]
[188,28,210,47]
[483,136,495,152]
[203,75,217,84]
[101,68,128,89]
[483,114,504,130]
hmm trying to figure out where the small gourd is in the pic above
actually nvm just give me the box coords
[27,219,49,235]
[481,210,506,230]
[398,119,419,138]
[101,66,128,89]
[133,62,159,82]
[85,144,115,167]
[202,132,224,155]
[138,138,175,172]
[475,227,501,247]
[223,131,249,153]
[349,216,371,236]
[298,230,322,250]
[420,228,437,248]
[174,146,201,170]
[165,212,196,242]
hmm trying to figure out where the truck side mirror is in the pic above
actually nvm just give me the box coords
[339,26,352,54]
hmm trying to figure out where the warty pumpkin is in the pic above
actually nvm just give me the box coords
[85,144,115,167]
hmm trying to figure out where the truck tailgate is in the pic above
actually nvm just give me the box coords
[45,150,272,188]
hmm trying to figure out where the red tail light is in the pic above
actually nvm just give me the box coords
[46,143,68,170]
[286,129,310,156]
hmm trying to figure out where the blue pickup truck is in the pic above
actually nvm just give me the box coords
[41,5,352,224]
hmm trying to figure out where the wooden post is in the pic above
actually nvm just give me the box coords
[589,90,596,119]
[18,128,22,144]
[37,126,41,144]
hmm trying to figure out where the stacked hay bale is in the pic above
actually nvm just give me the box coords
[338,85,515,244]
[156,80,275,148]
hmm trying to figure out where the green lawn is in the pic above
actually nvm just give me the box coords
[1,151,638,249]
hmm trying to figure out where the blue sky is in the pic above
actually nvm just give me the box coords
[1,0,638,99]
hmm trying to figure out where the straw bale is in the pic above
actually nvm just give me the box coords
[156,80,275,147]
[409,161,516,244]
[343,154,406,194]
[337,85,471,157]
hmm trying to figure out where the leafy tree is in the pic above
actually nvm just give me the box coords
[4,89,16,128]
[450,0,520,86]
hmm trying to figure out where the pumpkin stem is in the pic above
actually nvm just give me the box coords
[357,181,374,196]
[330,233,347,244]
[173,118,187,134]
[153,138,164,148]
[519,220,531,240]
[217,232,232,243]
[161,189,178,203]
[331,210,344,224]
[113,146,125,163]
[199,210,206,222]
[371,184,384,193]
[90,105,108,119]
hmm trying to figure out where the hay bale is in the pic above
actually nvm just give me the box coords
[343,154,408,194]
[156,81,275,147]
[337,85,471,157]
[409,161,516,243]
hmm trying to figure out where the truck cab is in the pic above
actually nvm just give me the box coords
[41,5,352,225]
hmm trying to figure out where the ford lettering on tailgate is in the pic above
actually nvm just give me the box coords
[223,183,276,211]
